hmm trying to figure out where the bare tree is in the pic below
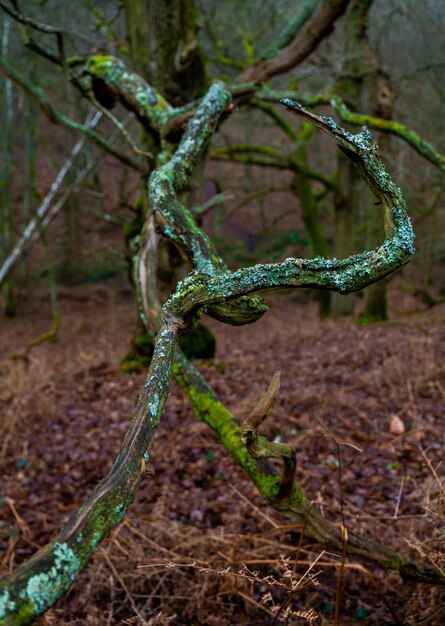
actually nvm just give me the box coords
[0,2,444,624]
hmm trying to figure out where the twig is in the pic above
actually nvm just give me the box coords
[229,485,279,528]
[102,551,149,626]
[419,448,445,496]
[91,96,154,159]
[0,54,142,170]
[334,442,347,626]
[106,574,115,626]
[6,498,31,539]
[0,0,93,42]
[393,475,406,518]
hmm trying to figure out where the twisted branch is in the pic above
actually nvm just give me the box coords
[0,65,440,626]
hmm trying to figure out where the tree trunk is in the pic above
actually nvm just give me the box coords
[0,16,16,316]
[331,0,373,316]
[125,0,207,105]
[360,69,395,323]
[124,0,212,358]
[291,128,331,317]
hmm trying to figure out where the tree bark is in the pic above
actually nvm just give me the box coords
[0,69,426,623]
[125,0,207,105]
[331,0,373,316]
[240,0,351,83]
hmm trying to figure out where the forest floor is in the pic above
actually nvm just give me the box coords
[1,283,445,626]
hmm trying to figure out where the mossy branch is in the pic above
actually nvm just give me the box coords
[325,94,445,172]
[0,310,183,625]
[254,88,445,172]
[173,351,444,585]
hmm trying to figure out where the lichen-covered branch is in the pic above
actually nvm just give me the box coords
[0,73,430,626]
[166,101,414,320]
[79,58,268,326]
[149,83,233,274]
[147,94,439,583]
[85,54,173,134]
[254,88,445,172]
[323,94,445,172]
[0,310,183,625]
[148,82,269,327]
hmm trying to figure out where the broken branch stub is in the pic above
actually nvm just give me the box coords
[240,371,296,499]
[242,371,281,431]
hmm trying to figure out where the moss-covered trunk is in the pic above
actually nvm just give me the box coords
[359,62,395,323]
[331,0,374,316]
[125,0,207,105]
[124,0,213,354]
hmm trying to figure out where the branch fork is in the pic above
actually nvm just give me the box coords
[1,52,440,626]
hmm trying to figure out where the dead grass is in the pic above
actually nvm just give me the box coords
[1,289,445,624]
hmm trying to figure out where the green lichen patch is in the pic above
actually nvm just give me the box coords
[20,543,80,615]
[86,55,172,132]
[0,590,15,619]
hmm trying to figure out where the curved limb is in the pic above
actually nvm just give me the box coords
[0,310,183,625]
[85,54,172,133]
[0,84,428,626]
[167,101,414,319]
[253,88,445,172]
[239,0,351,82]
[148,82,268,326]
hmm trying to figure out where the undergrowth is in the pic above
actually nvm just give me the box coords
[1,290,445,624]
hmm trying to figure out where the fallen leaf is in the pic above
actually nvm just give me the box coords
[389,414,405,435]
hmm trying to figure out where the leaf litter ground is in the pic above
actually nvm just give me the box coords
[1,285,444,625]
